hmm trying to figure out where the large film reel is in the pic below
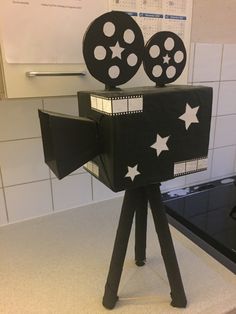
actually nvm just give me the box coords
[83,11,144,87]
[143,31,187,86]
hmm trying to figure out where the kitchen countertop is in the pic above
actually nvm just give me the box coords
[0,197,236,314]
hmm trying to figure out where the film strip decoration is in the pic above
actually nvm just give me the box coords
[174,157,208,177]
[90,94,143,115]
[83,157,208,182]
[84,161,99,178]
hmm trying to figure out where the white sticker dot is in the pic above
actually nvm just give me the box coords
[152,65,163,77]
[94,46,106,60]
[124,29,135,44]
[164,37,175,51]
[149,45,160,58]
[103,22,115,37]
[174,50,184,63]
[166,66,176,78]
[127,53,138,66]
[108,65,120,79]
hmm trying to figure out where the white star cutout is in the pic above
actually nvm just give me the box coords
[151,134,170,157]
[125,165,140,181]
[179,103,200,130]
[110,41,125,59]
[163,54,171,64]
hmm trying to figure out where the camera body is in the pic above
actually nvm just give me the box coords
[78,85,212,192]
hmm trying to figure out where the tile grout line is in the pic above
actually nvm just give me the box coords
[42,97,45,110]
[0,136,41,143]
[208,148,214,183]
[213,112,236,118]
[3,178,51,189]
[91,175,94,201]
[213,143,236,150]
[219,44,225,82]
[2,171,87,189]
[50,171,87,180]
[232,145,236,176]
[192,79,236,84]
[0,166,9,223]
[215,44,225,118]
[191,42,196,84]
[49,170,55,212]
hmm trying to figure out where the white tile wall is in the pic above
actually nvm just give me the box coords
[0,138,50,186]
[193,81,219,117]
[0,188,8,225]
[187,43,195,83]
[185,150,213,186]
[0,98,42,141]
[221,44,236,81]
[214,115,236,148]
[50,167,86,179]
[1,40,236,226]
[5,180,53,223]
[218,81,236,115]
[43,96,79,116]
[189,41,236,185]
[161,176,186,192]
[51,173,92,211]
[211,146,236,179]
[193,43,222,82]
[92,177,124,202]
[209,117,216,150]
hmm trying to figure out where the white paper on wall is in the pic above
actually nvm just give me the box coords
[0,0,108,63]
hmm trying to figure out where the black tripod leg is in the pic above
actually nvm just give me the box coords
[146,184,187,308]
[135,187,148,266]
[102,188,139,309]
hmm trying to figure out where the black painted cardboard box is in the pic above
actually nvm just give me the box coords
[78,84,212,192]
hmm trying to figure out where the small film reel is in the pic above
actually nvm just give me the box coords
[143,31,187,86]
[83,11,144,88]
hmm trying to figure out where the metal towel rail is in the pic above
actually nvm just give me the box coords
[26,71,86,77]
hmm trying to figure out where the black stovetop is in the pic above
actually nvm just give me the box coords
[163,177,236,272]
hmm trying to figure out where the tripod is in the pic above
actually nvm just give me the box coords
[102,183,187,309]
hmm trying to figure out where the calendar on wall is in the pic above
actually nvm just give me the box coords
[109,0,192,43]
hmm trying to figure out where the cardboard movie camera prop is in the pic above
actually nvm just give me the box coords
[39,11,212,192]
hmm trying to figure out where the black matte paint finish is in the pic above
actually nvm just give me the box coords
[83,11,144,87]
[78,85,212,191]
[143,31,187,86]
[103,184,187,309]
[38,110,100,179]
